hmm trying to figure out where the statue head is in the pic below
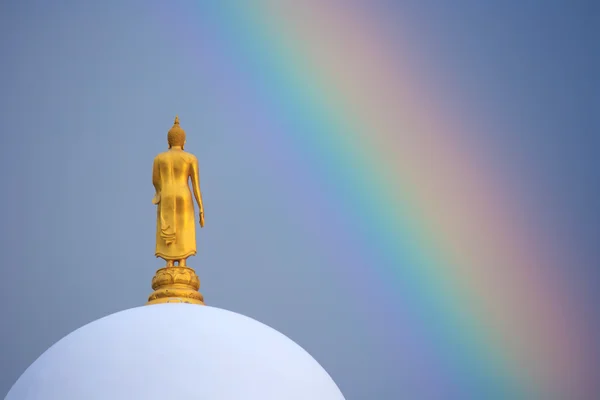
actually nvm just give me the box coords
[168,116,186,149]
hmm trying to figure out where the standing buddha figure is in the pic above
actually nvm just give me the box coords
[152,116,205,268]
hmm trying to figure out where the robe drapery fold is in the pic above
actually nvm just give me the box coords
[153,151,198,260]
[158,193,176,245]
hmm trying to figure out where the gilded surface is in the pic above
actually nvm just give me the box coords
[152,116,204,265]
[151,266,200,291]
[147,266,204,305]
[146,116,206,306]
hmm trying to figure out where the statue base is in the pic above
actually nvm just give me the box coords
[146,266,205,305]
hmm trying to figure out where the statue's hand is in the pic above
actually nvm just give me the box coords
[199,210,205,228]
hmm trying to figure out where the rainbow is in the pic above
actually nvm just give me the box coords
[156,2,593,398]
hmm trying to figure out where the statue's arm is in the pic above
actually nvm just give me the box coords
[190,156,204,212]
[152,157,161,194]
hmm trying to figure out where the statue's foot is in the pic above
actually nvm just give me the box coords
[166,260,174,268]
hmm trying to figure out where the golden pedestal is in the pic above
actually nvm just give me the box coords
[146,266,205,305]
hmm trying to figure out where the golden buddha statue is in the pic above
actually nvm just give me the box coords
[147,116,206,305]
[152,115,204,266]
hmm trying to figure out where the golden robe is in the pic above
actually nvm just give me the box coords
[152,149,202,260]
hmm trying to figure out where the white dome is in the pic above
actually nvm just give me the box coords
[5,304,345,400]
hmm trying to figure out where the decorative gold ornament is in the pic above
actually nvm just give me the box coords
[147,116,206,305]
[147,266,204,305]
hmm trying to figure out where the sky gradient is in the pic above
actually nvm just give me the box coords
[0,1,598,399]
